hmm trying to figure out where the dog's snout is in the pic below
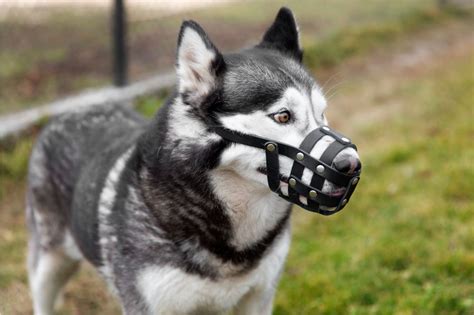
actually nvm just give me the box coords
[334,156,361,175]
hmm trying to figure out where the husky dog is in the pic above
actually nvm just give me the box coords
[27,7,360,315]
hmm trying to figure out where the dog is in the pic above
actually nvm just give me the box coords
[26,7,361,315]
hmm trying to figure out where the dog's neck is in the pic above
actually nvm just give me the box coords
[209,168,291,251]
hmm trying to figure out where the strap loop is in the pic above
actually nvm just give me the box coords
[265,142,280,192]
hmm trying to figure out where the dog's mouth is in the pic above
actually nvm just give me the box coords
[257,166,347,197]
[325,185,346,197]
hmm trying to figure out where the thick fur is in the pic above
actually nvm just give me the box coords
[26,7,359,315]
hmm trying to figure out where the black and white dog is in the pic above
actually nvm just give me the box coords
[27,7,360,315]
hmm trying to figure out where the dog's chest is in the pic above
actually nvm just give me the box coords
[136,230,290,314]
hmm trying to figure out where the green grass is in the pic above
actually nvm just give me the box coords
[304,6,472,69]
[0,137,33,200]
[134,89,169,118]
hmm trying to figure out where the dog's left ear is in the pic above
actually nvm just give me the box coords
[176,20,225,106]
[258,7,302,62]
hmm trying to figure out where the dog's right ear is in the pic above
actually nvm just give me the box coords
[176,21,225,107]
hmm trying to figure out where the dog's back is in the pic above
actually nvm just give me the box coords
[26,104,146,313]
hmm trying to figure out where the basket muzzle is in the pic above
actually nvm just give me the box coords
[214,126,361,215]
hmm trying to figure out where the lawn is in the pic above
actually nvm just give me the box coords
[0,3,473,315]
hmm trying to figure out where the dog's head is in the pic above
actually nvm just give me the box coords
[170,7,360,212]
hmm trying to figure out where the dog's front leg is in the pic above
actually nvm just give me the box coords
[234,287,276,315]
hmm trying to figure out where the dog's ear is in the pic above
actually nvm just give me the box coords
[258,7,302,62]
[176,20,225,106]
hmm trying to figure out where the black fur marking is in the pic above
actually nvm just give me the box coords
[258,7,303,62]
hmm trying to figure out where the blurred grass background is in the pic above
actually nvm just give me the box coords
[0,0,473,314]
[0,0,454,114]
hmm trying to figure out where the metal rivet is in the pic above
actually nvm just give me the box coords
[352,178,359,185]
[289,178,296,187]
[296,152,304,160]
[266,143,275,152]
[322,126,330,131]
[316,165,325,173]
[342,199,348,206]
[341,137,350,143]
[309,190,317,199]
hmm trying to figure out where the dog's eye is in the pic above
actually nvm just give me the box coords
[273,110,291,124]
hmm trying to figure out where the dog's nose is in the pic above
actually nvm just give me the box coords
[334,157,361,175]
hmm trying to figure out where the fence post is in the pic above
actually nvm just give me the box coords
[112,0,128,86]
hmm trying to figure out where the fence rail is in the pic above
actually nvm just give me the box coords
[0,72,174,139]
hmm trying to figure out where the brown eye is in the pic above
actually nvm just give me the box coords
[273,110,291,124]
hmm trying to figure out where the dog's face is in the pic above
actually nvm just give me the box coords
[174,8,360,207]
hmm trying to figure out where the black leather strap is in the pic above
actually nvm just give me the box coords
[265,142,280,192]
[320,141,347,165]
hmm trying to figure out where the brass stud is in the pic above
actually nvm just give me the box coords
[296,152,304,160]
[309,190,318,199]
[316,165,325,173]
[266,143,276,152]
[289,178,296,187]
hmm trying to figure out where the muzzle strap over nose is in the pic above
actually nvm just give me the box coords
[214,126,361,216]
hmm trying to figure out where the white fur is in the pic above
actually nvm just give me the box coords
[210,169,289,250]
[30,249,79,315]
[177,27,216,101]
[137,229,290,315]
[168,98,221,146]
[62,230,82,261]
[312,86,328,123]
[98,146,135,289]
